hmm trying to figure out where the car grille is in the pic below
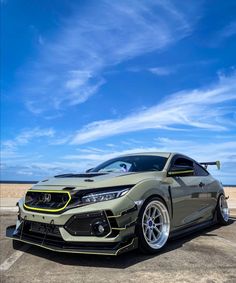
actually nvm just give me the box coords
[24,190,71,212]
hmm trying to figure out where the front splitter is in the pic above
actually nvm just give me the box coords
[6,225,138,256]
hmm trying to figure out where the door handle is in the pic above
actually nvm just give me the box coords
[199,182,205,188]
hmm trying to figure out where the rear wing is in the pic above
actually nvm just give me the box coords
[200,161,221,170]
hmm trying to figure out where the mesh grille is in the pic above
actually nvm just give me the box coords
[24,191,70,211]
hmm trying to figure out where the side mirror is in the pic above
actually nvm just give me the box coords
[167,165,194,177]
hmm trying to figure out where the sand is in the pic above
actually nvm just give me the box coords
[0,184,32,198]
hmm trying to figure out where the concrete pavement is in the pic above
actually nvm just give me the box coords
[1,212,236,283]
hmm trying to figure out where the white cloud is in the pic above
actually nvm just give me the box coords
[154,137,236,163]
[207,21,236,47]
[20,1,198,113]
[2,128,55,155]
[219,21,236,40]
[70,73,236,145]
[63,139,236,165]
[63,147,161,162]
[148,67,174,76]
[1,161,92,180]
[25,101,45,114]
[17,170,33,176]
[1,128,54,165]
[15,128,55,144]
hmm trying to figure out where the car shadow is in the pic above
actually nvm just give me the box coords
[15,218,235,269]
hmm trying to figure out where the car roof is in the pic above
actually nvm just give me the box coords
[117,152,173,158]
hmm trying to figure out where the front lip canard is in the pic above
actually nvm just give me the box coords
[24,190,72,213]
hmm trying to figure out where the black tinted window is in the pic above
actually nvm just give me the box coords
[194,163,209,176]
[171,157,194,176]
[174,158,193,168]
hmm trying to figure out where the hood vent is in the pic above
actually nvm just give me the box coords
[54,173,108,178]
[63,187,76,191]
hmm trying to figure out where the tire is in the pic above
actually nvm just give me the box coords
[217,194,230,225]
[136,197,170,254]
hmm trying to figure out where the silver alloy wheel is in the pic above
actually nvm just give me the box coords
[142,200,170,249]
[219,195,229,222]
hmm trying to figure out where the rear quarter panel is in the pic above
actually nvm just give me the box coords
[207,177,225,207]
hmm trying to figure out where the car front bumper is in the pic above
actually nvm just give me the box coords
[6,195,140,255]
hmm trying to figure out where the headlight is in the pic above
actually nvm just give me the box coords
[81,188,130,203]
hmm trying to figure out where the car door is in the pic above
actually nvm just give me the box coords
[169,155,209,229]
[193,162,217,221]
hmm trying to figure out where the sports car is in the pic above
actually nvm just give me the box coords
[6,152,230,255]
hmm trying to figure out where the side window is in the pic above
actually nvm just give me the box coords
[170,157,195,176]
[174,158,193,168]
[194,162,209,176]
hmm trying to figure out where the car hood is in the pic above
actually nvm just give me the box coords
[31,171,166,191]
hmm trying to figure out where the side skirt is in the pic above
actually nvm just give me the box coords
[169,218,217,239]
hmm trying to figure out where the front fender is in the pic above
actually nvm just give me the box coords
[127,179,172,217]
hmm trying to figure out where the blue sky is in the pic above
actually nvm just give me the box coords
[1,0,236,183]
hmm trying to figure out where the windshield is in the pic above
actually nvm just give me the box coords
[91,155,167,173]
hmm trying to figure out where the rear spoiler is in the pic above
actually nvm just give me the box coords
[200,161,221,170]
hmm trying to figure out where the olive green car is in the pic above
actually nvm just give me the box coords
[6,152,230,255]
